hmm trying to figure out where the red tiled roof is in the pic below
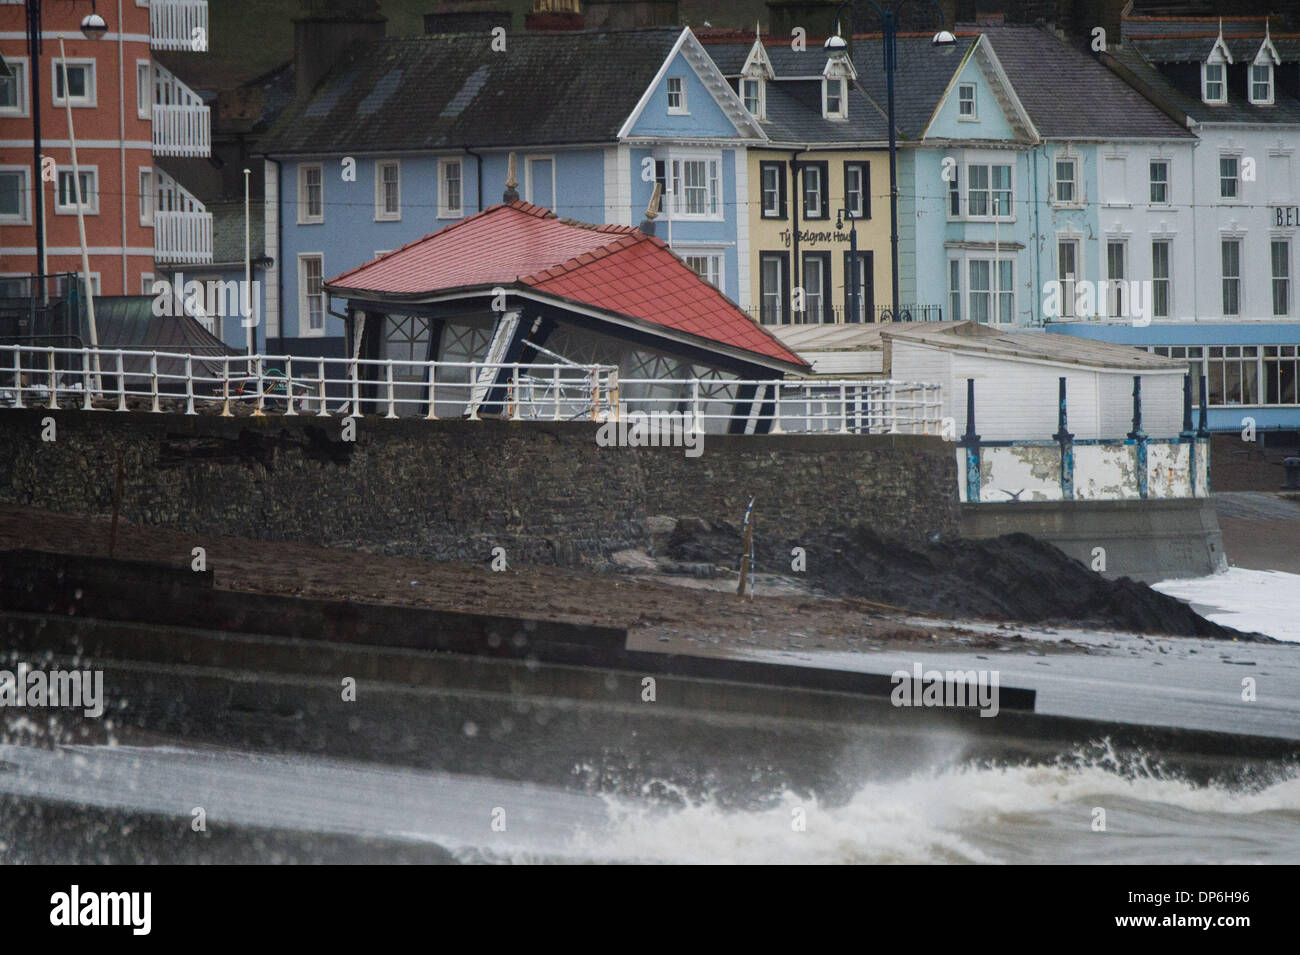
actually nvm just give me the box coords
[328,201,806,369]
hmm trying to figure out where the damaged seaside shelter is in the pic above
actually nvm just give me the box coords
[324,199,813,429]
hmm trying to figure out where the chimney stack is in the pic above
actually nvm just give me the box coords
[294,0,386,98]
[583,0,680,29]
[424,0,512,34]
[525,0,584,32]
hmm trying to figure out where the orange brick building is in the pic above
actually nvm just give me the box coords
[0,0,210,297]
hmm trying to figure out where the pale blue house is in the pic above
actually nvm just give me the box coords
[871,25,1191,329]
[257,26,765,363]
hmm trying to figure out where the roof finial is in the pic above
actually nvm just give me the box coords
[503,152,519,203]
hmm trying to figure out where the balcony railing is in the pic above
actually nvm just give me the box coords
[750,304,945,325]
[154,211,213,265]
[151,63,210,157]
[152,103,211,157]
[151,0,209,52]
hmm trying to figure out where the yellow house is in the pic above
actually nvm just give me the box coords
[703,33,892,330]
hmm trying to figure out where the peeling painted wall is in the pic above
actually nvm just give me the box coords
[958,440,1204,503]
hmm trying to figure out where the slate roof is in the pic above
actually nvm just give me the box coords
[701,33,977,142]
[327,202,807,371]
[977,25,1194,139]
[260,28,683,155]
[1108,42,1300,125]
[208,200,267,266]
[851,34,980,140]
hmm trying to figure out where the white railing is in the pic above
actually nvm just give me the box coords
[150,0,209,52]
[152,104,211,157]
[0,345,944,435]
[154,210,213,264]
[151,63,210,157]
[618,377,944,435]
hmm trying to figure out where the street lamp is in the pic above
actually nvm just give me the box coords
[59,3,109,392]
[834,206,861,322]
[22,1,106,303]
[827,0,954,323]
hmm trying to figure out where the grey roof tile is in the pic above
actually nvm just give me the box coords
[1111,43,1300,126]
[261,28,683,154]
[978,24,1194,139]
[851,35,979,140]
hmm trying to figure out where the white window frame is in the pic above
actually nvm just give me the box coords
[1148,158,1170,205]
[298,253,326,338]
[141,273,155,296]
[525,155,556,208]
[957,160,1015,221]
[957,83,977,120]
[664,151,722,222]
[1271,237,1291,317]
[1219,153,1241,202]
[0,56,30,117]
[679,248,725,289]
[1052,155,1079,207]
[52,58,96,108]
[1151,238,1173,319]
[139,167,153,225]
[297,162,324,224]
[136,60,151,120]
[666,76,687,115]
[1249,61,1274,106]
[823,77,846,120]
[438,158,463,219]
[1105,238,1128,317]
[741,76,765,119]
[950,252,1016,325]
[54,166,98,215]
[0,165,30,224]
[1056,235,1082,319]
[374,159,401,221]
[844,161,868,219]
[1221,237,1242,317]
[1201,61,1226,105]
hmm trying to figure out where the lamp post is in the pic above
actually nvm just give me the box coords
[834,206,860,322]
[22,2,105,328]
[827,0,954,323]
[59,11,108,394]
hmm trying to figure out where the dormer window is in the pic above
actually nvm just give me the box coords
[742,77,765,119]
[1202,62,1226,104]
[824,77,845,119]
[1250,25,1281,107]
[822,48,854,121]
[1250,63,1274,104]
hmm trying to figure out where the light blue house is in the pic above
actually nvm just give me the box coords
[869,25,1192,330]
[256,26,765,364]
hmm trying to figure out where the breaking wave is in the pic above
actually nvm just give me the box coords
[569,749,1300,864]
